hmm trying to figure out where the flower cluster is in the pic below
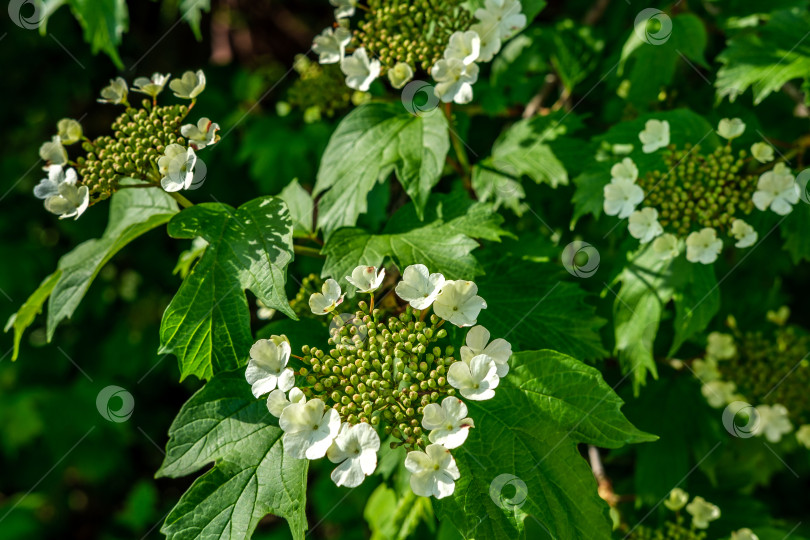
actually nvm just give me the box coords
[245,264,512,499]
[34,71,219,220]
[691,312,810,448]
[311,0,527,103]
[284,55,359,122]
[603,118,800,264]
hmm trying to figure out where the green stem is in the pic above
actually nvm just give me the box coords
[169,192,194,208]
[294,245,324,258]
[444,103,473,192]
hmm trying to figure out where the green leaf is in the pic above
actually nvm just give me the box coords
[364,484,434,540]
[4,273,60,361]
[279,179,314,238]
[157,368,308,540]
[321,194,506,286]
[716,9,810,104]
[47,183,179,341]
[314,103,449,234]
[159,197,295,381]
[435,350,655,539]
[180,0,210,40]
[66,0,129,68]
[781,198,810,263]
[669,259,720,356]
[476,257,608,360]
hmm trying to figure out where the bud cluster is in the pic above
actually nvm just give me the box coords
[285,56,357,121]
[288,273,325,318]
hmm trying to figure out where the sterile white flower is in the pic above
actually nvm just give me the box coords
[460,325,511,377]
[639,119,670,153]
[346,265,385,293]
[98,77,128,104]
[132,73,170,98]
[686,228,722,264]
[395,264,445,310]
[469,19,502,62]
[701,380,740,408]
[717,118,745,140]
[753,163,798,215]
[421,397,475,449]
[327,422,380,487]
[279,398,341,459]
[628,207,663,244]
[44,180,89,220]
[685,496,720,529]
[404,443,460,499]
[387,62,414,89]
[730,219,757,248]
[267,387,305,417]
[181,117,220,150]
[433,280,487,327]
[256,299,276,320]
[692,357,720,382]
[444,30,481,65]
[56,119,82,145]
[341,48,381,92]
[731,529,760,540]
[603,178,644,219]
[795,424,810,449]
[706,332,736,360]
[652,233,679,261]
[309,278,345,315]
[330,0,356,19]
[431,58,479,104]
[158,144,197,192]
[610,157,639,182]
[663,488,689,512]
[39,136,67,165]
[753,403,793,443]
[447,354,499,400]
[34,165,76,200]
[169,70,206,99]
[750,142,774,163]
[246,338,295,398]
[313,26,352,64]
[474,0,527,40]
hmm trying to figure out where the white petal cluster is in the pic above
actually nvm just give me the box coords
[753,162,799,215]
[730,219,757,248]
[132,73,170,99]
[603,158,644,219]
[180,117,220,150]
[340,48,381,92]
[313,26,352,65]
[717,117,745,140]
[158,144,198,192]
[753,403,793,443]
[98,77,128,104]
[638,119,670,153]
[35,165,89,220]
[685,496,720,529]
[309,278,345,315]
[627,207,663,244]
[169,70,206,100]
[346,265,385,293]
[750,142,774,163]
[395,264,445,310]
[246,336,295,398]
[686,227,722,265]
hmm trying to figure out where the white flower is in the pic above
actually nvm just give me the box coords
[753,403,793,443]
[340,48,381,92]
[346,265,385,293]
[444,30,480,65]
[180,117,220,150]
[470,19,502,62]
[692,357,720,382]
[267,387,305,417]
[421,397,475,449]
[158,144,197,192]
[132,73,170,98]
[730,219,757,248]
[98,77,128,104]
[474,0,527,40]
[460,325,511,377]
[717,118,746,140]
[628,207,663,244]
[256,299,275,320]
[34,165,76,200]
[686,228,723,264]
[701,380,739,408]
[329,0,356,19]
[44,182,89,220]
[731,529,760,540]
[639,119,670,153]
[706,332,736,360]
[327,423,380,487]
[795,424,810,449]
[753,163,798,215]
[279,398,341,459]
[309,278,345,315]
[395,264,446,310]
[387,62,414,89]
[652,233,680,261]
[431,58,479,104]
[448,354,499,400]
[750,142,774,163]
[685,496,720,529]
[169,70,206,99]
[603,178,644,219]
[246,338,295,398]
[433,280,487,327]
[663,488,689,512]
[56,119,82,145]
[611,157,639,182]
[39,136,67,165]
[313,26,352,64]
[404,443,460,499]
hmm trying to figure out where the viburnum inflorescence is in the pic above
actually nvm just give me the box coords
[34,70,219,220]
[245,264,512,498]
[603,118,800,265]
[310,0,527,104]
